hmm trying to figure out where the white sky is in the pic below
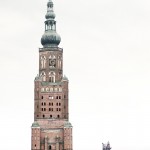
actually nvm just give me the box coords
[0,0,150,150]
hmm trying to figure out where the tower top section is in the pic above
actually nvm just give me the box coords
[41,0,61,48]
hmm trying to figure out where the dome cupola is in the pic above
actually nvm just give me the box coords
[41,0,61,48]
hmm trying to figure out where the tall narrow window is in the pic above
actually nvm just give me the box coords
[57,115,60,118]
[41,56,46,69]
[58,55,62,69]
[50,87,53,92]
[40,71,46,81]
[49,72,55,82]
[49,145,52,150]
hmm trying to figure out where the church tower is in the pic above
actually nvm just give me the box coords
[31,0,73,150]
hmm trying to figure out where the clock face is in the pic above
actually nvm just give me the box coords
[49,59,56,67]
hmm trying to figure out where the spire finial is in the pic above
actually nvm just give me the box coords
[45,0,55,20]
[41,0,61,48]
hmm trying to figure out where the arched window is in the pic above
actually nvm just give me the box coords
[59,87,62,92]
[46,87,49,92]
[49,145,52,150]
[50,87,53,92]
[41,88,45,92]
[54,87,58,92]
[41,56,46,69]
[40,72,46,81]
[49,72,55,82]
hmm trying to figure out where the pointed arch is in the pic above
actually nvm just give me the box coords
[40,56,46,69]
[49,71,55,82]
[40,71,46,81]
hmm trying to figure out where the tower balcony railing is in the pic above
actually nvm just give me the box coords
[39,47,63,52]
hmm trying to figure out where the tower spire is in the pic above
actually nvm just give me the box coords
[45,0,56,20]
[41,0,61,48]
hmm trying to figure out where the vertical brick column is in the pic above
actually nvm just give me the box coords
[31,122,40,150]
[64,122,73,150]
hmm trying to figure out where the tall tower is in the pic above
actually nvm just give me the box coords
[31,0,73,150]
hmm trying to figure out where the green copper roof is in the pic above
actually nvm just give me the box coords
[41,0,61,48]
[32,122,40,127]
[64,121,72,128]
[63,75,69,81]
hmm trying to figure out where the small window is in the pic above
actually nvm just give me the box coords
[42,108,43,111]
[50,88,53,92]
[49,96,53,100]
[37,115,39,118]
[59,103,61,106]
[41,88,44,92]
[42,103,43,106]
[59,108,61,111]
[49,145,51,150]
[56,96,58,99]
[56,103,58,106]
[57,115,60,118]
[64,95,66,98]
[46,87,49,92]
[43,115,45,118]
[44,102,46,106]
[41,96,43,99]
[57,108,58,111]
[59,88,62,92]
[59,96,61,99]
[44,108,46,111]
[50,115,52,118]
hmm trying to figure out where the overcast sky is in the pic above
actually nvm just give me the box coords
[0,0,150,150]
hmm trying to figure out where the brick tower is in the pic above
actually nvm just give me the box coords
[31,0,73,150]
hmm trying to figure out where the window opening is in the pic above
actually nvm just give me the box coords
[49,145,52,150]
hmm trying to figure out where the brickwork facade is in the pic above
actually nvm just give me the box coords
[31,1,73,150]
